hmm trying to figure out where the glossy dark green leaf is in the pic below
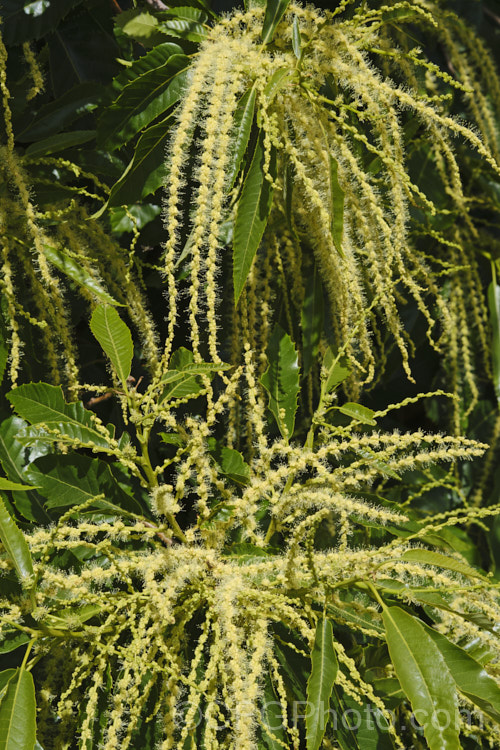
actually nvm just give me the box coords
[1,0,84,45]
[0,495,34,585]
[488,276,500,406]
[98,55,188,151]
[329,155,345,257]
[423,624,500,723]
[0,417,49,523]
[383,606,460,750]
[0,668,36,750]
[90,305,134,387]
[233,131,276,302]
[16,83,103,142]
[43,245,121,305]
[337,402,376,426]
[158,7,207,43]
[104,115,174,209]
[261,326,300,440]
[25,130,95,158]
[7,384,111,449]
[306,618,338,750]
[27,454,141,512]
[159,371,203,402]
[112,42,184,92]
[226,85,257,192]
[262,0,291,45]
[301,263,324,375]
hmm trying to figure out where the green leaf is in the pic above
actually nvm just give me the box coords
[321,348,350,396]
[292,16,301,59]
[98,55,188,151]
[0,668,36,750]
[90,305,134,387]
[0,417,49,522]
[0,671,16,701]
[337,402,376,426]
[43,245,121,306]
[115,10,166,46]
[0,631,30,656]
[262,67,295,104]
[0,495,34,585]
[301,263,324,375]
[233,131,276,303]
[207,439,251,485]
[262,0,291,44]
[401,548,488,581]
[422,624,500,724]
[226,85,257,192]
[27,454,142,512]
[383,606,460,750]
[159,371,203,402]
[158,7,207,43]
[0,479,37,492]
[328,154,345,257]
[112,42,183,92]
[7,384,111,449]
[261,326,300,440]
[104,115,174,209]
[24,130,95,158]
[261,672,287,749]
[306,618,338,750]
[488,276,500,407]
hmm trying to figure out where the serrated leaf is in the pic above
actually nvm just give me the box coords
[90,305,133,387]
[383,606,459,750]
[158,7,207,42]
[0,479,37,491]
[261,672,287,749]
[17,82,103,142]
[329,154,345,257]
[98,55,188,151]
[262,0,291,44]
[226,84,257,192]
[159,371,203,402]
[233,131,276,303]
[104,115,174,209]
[0,631,31,655]
[401,548,488,581]
[207,439,251,485]
[301,263,324,374]
[0,671,16,701]
[43,245,121,305]
[306,618,338,750]
[115,10,165,46]
[488,276,500,407]
[24,130,95,158]
[337,402,376,426]
[292,16,301,58]
[0,417,49,522]
[7,384,111,450]
[112,42,183,91]
[0,668,36,750]
[26,454,141,512]
[0,495,34,585]
[422,623,500,724]
[261,326,300,441]
[321,347,350,396]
